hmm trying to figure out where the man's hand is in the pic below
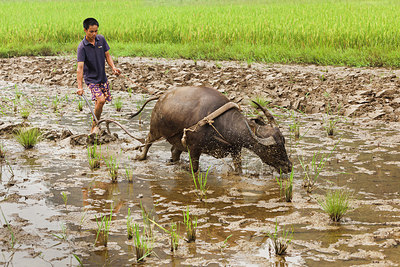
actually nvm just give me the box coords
[112,67,121,76]
[77,88,84,96]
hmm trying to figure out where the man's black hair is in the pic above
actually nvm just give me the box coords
[83,18,99,30]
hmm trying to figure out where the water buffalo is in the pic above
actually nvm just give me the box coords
[136,86,292,173]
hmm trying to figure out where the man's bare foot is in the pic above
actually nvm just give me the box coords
[90,125,100,135]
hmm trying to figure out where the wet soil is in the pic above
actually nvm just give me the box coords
[0,57,400,266]
[1,56,400,122]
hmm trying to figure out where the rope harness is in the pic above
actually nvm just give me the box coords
[181,102,239,147]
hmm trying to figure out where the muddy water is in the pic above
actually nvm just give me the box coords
[0,81,399,266]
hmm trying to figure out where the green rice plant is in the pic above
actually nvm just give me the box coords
[188,150,210,201]
[127,87,133,98]
[324,115,341,136]
[318,189,351,222]
[132,223,154,262]
[267,220,293,255]
[183,206,197,243]
[220,234,232,252]
[298,143,338,193]
[78,208,88,231]
[77,99,84,111]
[52,95,60,112]
[125,166,134,183]
[19,107,30,120]
[87,142,101,170]
[15,127,41,149]
[127,208,133,240]
[52,223,68,241]
[140,201,154,238]
[170,222,180,252]
[14,85,22,100]
[61,191,68,209]
[104,154,119,182]
[135,95,147,124]
[251,96,270,109]
[114,97,123,112]
[94,207,113,247]
[275,167,294,202]
[0,143,5,159]
[0,207,17,249]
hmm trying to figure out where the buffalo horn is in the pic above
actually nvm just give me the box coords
[251,100,277,126]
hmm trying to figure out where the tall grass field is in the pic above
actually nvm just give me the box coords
[1,0,400,67]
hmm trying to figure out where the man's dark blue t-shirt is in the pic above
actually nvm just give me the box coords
[77,35,110,85]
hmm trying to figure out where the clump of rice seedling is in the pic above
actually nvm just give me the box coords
[20,107,30,120]
[318,189,351,222]
[267,220,293,255]
[14,85,22,100]
[183,206,197,243]
[52,95,60,112]
[251,96,270,109]
[125,166,134,183]
[275,167,294,202]
[114,97,123,112]
[61,191,68,209]
[77,100,84,111]
[170,222,180,252]
[140,202,154,238]
[323,92,342,136]
[189,150,210,201]
[94,207,113,247]
[132,223,154,262]
[135,95,147,124]
[87,142,101,170]
[104,155,119,182]
[127,87,133,98]
[0,143,5,159]
[127,208,134,240]
[15,127,41,149]
[298,143,338,193]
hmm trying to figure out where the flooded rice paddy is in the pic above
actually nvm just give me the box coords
[0,81,399,266]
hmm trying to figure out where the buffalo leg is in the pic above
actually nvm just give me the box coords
[188,148,201,172]
[136,133,158,161]
[231,150,242,174]
[170,146,182,162]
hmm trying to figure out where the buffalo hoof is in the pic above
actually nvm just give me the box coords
[135,154,147,161]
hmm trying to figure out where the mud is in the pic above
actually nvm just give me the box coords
[0,57,400,266]
[1,56,400,122]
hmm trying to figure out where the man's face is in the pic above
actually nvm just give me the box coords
[84,25,98,42]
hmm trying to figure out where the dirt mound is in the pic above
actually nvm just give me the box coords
[1,56,399,121]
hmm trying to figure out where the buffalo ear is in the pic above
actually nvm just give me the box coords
[260,136,276,146]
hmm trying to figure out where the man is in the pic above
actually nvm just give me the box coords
[76,17,121,134]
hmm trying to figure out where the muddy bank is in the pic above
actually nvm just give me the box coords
[1,56,400,122]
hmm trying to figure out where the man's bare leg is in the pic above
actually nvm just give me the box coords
[90,95,106,134]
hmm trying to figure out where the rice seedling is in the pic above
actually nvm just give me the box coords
[61,191,68,209]
[72,254,83,267]
[298,143,338,193]
[52,95,60,112]
[14,85,22,100]
[78,209,88,231]
[104,154,119,182]
[77,99,83,111]
[318,189,351,222]
[125,166,134,183]
[275,167,294,202]
[15,127,41,149]
[114,97,123,112]
[288,110,301,139]
[132,223,155,262]
[127,208,134,240]
[251,96,270,109]
[135,95,147,124]
[169,222,180,252]
[94,207,113,247]
[19,107,30,120]
[0,207,17,249]
[188,150,210,201]
[140,202,155,238]
[183,206,197,243]
[267,220,293,255]
[87,142,101,170]
[127,87,133,98]
[0,143,5,159]
[220,234,232,252]
[52,223,68,242]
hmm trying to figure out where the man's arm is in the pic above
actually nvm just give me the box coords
[105,51,121,76]
[77,61,84,95]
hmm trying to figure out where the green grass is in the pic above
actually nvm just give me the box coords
[1,0,400,66]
